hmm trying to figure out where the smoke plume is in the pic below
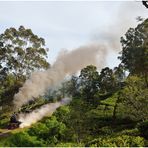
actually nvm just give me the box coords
[92,1,148,51]
[13,1,148,110]
[11,1,148,128]
[13,43,106,109]
[19,98,71,128]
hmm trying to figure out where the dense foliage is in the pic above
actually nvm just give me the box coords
[0,19,147,147]
[0,26,50,108]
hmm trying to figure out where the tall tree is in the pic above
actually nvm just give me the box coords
[0,26,50,79]
[99,67,117,94]
[142,0,148,8]
[118,19,148,86]
[118,76,148,121]
[0,26,50,107]
[113,64,126,83]
[61,75,80,98]
[79,65,99,103]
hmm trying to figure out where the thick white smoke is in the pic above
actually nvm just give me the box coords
[13,1,148,111]
[13,43,106,109]
[11,1,148,128]
[19,98,71,128]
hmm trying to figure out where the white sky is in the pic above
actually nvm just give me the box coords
[0,1,147,69]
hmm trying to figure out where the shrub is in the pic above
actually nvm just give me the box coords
[9,132,45,147]
[86,135,145,147]
[56,142,84,147]
[137,120,148,139]
[118,76,148,121]
[28,116,67,145]
[53,106,70,123]
[28,122,49,139]
[99,126,113,135]
[119,128,140,136]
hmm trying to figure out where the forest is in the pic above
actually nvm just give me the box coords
[0,18,148,147]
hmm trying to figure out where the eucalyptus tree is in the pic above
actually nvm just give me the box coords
[0,26,50,79]
[0,26,50,107]
[119,19,148,86]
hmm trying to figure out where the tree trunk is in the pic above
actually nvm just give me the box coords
[112,96,120,121]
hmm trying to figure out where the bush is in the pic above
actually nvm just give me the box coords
[86,135,145,147]
[137,120,148,139]
[0,117,9,128]
[118,76,148,121]
[9,132,45,147]
[28,122,49,139]
[28,116,67,145]
[56,142,84,147]
[53,106,70,123]
[99,126,113,135]
[119,128,140,136]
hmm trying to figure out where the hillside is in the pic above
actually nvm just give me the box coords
[0,17,148,147]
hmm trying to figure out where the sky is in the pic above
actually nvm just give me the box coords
[0,1,147,69]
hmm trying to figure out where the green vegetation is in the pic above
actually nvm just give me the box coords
[0,19,148,147]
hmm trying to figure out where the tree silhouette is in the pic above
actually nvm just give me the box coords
[142,0,148,8]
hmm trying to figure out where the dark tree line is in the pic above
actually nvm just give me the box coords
[142,0,148,8]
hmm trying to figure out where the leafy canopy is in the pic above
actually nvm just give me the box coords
[0,26,50,78]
